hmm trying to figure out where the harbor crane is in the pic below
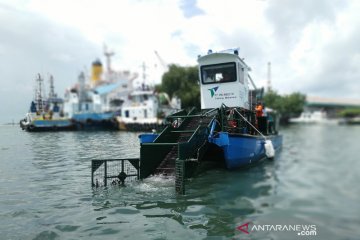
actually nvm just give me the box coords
[154,50,169,72]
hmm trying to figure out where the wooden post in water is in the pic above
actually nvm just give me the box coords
[91,161,94,187]
[104,161,107,187]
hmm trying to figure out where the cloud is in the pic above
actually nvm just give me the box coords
[274,0,360,98]
[304,23,360,97]
[265,0,346,46]
[1,0,360,123]
[0,3,99,123]
[179,0,205,18]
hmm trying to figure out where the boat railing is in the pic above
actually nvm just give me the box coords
[232,108,266,139]
[176,115,214,194]
[218,104,269,137]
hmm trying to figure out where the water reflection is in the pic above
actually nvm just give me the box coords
[90,157,277,238]
[2,125,359,239]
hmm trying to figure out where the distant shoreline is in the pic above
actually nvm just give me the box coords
[0,123,17,126]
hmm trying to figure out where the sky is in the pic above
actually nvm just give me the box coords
[0,0,359,123]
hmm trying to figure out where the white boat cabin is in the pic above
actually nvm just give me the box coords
[120,90,158,123]
[198,50,250,110]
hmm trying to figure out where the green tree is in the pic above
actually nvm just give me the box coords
[263,90,306,123]
[158,64,200,109]
[338,108,360,118]
[263,90,282,111]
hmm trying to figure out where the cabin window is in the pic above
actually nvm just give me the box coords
[201,62,237,84]
[238,63,244,84]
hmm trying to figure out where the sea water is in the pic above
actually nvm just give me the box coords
[0,124,359,239]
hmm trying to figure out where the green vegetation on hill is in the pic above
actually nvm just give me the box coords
[263,90,306,123]
[338,108,360,118]
[156,64,200,110]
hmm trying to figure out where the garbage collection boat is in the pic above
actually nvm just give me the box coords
[92,48,283,194]
[138,49,282,191]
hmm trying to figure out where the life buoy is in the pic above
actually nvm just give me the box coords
[228,120,237,128]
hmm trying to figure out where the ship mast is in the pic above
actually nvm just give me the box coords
[142,61,147,89]
[104,44,114,75]
[36,74,44,112]
[49,75,56,99]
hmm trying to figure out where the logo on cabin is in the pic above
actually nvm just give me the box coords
[208,86,219,98]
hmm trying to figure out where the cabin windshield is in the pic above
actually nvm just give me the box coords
[130,94,151,103]
[201,62,237,84]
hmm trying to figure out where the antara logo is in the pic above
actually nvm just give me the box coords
[208,86,219,97]
[237,222,251,234]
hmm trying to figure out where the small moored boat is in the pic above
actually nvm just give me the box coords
[20,74,75,132]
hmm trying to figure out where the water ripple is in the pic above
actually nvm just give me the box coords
[0,125,359,239]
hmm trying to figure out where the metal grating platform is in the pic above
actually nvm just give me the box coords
[91,158,140,187]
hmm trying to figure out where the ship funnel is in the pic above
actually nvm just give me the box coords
[91,59,103,85]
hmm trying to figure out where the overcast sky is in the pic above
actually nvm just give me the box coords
[1,0,359,123]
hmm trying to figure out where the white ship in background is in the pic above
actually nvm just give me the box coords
[289,110,338,124]
[63,58,137,129]
[116,62,181,131]
[63,46,180,131]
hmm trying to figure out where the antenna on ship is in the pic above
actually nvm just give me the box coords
[142,61,147,89]
[49,74,56,99]
[104,44,114,75]
[36,74,44,112]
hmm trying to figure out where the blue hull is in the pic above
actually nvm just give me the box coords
[21,119,75,132]
[72,112,117,130]
[208,132,282,169]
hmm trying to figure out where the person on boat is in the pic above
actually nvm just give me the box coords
[256,102,269,134]
[255,102,263,117]
[255,102,263,134]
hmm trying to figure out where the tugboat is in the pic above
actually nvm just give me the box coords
[20,74,75,132]
[91,48,283,194]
